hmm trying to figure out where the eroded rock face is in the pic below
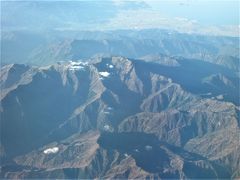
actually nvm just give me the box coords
[1,56,239,179]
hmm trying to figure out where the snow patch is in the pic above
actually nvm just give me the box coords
[107,107,113,110]
[43,147,59,154]
[134,149,139,152]
[145,145,153,151]
[68,61,86,71]
[70,61,88,66]
[99,71,110,77]
[124,153,129,157]
[104,125,111,131]
[216,95,224,100]
[103,107,113,115]
[107,64,114,68]
[69,66,84,71]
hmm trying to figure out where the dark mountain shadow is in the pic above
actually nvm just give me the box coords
[94,58,142,128]
[97,132,229,178]
[1,69,91,158]
[133,58,239,105]
[98,132,170,173]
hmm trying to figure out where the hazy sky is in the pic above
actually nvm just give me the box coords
[146,1,239,26]
[108,0,239,36]
[1,0,239,36]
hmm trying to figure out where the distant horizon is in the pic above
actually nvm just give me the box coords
[1,0,239,37]
[1,28,240,39]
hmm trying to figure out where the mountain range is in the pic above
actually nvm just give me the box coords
[2,29,239,71]
[1,56,239,179]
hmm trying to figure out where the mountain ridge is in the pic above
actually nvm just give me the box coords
[0,56,239,178]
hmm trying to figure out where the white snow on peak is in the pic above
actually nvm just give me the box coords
[99,71,110,77]
[43,147,59,154]
[69,66,84,71]
[68,61,86,71]
[69,60,88,66]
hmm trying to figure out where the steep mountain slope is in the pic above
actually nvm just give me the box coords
[0,131,231,179]
[0,56,239,179]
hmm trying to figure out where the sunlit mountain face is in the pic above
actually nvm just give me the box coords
[0,1,239,179]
